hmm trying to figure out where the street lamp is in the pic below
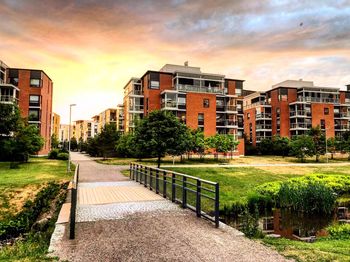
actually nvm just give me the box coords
[67,104,76,172]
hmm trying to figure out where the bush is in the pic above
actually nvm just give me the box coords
[247,191,273,213]
[327,224,350,239]
[57,153,69,160]
[48,149,59,159]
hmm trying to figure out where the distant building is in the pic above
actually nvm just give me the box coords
[98,108,117,133]
[59,124,70,143]
[52,113,60,138]
[244,80,350,146]
[0,59,53,155]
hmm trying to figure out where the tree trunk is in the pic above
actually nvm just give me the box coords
[331,153,334,160]
[157,155,161,168]
[316,154,319,163]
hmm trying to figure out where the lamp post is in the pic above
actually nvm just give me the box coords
[67,104,76,172]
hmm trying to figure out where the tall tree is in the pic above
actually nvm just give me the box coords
[290,135,315,163]
[51,133,59,149]
[97,124,120,159]
[307,126,326,162]
[190,129,207,159]
[207,134,239,159]
[134,110,190,167]
[70,137,78,152]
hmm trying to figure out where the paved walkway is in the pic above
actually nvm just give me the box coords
[50,153,289,262]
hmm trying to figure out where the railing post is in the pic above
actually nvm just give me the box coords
[150,168,153,191]
[182,176,187,208]
[215,183,220,228]
[129,163,132,179]
[144,166,147,187]
[171,173,176,202]
[196,180,201,217]
[156,169,159,194]
[163,171,167,198]
[136,164,139,182]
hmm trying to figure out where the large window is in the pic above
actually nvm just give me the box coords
[28,109,40,121]
[29,95,40,106]
[198,113,204,126]
[278,88,288,101]
[149,72,160,89]
[30,79,41,87]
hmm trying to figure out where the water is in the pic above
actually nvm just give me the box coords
[225,207,350,241]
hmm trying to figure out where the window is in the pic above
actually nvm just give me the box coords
[29,95,40,107]
[278,88,288,101]
[276,108,280,117]
[28,109,40,121]
[198,113,204,126]
[324,108,329,115]
[30,78,41,87]
[321,120,326,129]
[149,72,160,89]
[203,99,209,108]
[247,113,250,119]
[236,81,243,96]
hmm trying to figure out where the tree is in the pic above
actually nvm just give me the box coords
[190,129,207,159]
[326,137,337,160]
[115,133,137,158]
[167,124,192,162]
[308,126,326,162]
[51,133,59,149]
[0,103,22,137]
[272,136,290,157]
[134,110,190,167]
[258,138,274,155]
[207,134,239,159]
[290,135,315,163]
[70,137,78,151]
[86,137,99,157]
[97,124,120,159]
[12,125,44,162]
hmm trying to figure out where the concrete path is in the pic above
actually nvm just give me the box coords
[50,152,289,262]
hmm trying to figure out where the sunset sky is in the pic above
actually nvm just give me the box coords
[1,0,350,123]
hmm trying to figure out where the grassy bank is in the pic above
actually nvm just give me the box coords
[0,158,73,261]
[167,165,350,208]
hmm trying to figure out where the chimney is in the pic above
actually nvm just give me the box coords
[184,61,188,67]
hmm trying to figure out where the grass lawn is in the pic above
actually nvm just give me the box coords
[0,157,73,261]
[166,165,350,208]
[262,237,350,262]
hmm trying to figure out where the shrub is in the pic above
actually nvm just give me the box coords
[48,149,59,159]
[247,191,273,213]
[57,153,69,160]
[327,224,350,239]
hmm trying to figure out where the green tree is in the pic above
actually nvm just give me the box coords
[258,138,273,155]
[51,133,59,149]
[134,110,190,167]
[272,136,290,157]
[290,135,315,163]
[207,134,239,159]
[190,129,207,159]
[70,137,78,151]
[97,124,120,159]
[115,133,137,158]
[307,126,326,162]
[167,124,192,162]
[86,137,99,157]
[12,125,44,162]
[0,103,22,137]
[326,137,337,160]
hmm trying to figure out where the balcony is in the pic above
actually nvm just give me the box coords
[256,124,272,130]
[256,136,272,142]
[290,123,312,129]
[294,97,339,104]
[176,84,224,94]
[0,95,18,104]
[129,90,143,96]
[335,125,350,131]
[216,120,238,127]
[129,105,144,112]
[290,110,311,117]
[243,101,271,110]
[256,113,272,119]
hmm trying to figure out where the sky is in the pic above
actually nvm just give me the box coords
[1,0,350,123]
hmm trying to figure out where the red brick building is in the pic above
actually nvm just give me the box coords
[244,80,350,146]
[123,63,245,155]
[0,60,53,155]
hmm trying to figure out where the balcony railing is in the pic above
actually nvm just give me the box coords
[256,136,272,142]
[290,110,311,117]
[176,84,224,94]
[129,90,143,95]
[216,120,237,127]
[129,105,144,111]
[335,125,350,130]
[243,101,271,110]
[295,97,339,104]
[256,113,272,119]
[290,123,312,129]
[0,95,18,103]
[256,124,272,130]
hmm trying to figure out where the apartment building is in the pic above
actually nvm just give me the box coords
[0,60,53,155]
[116,104,124,132]
[59,124,70,142]
[97,108,117,133]
[52,113,60,138]
[73,119,100,141]
[123,63,245,155]
[244,80,350,146]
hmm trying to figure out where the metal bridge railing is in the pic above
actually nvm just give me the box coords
[129,163,220,227]
[69,164,79,239]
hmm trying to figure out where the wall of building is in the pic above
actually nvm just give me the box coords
[311,103,335,138]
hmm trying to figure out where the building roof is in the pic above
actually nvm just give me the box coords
[8,68,53,81]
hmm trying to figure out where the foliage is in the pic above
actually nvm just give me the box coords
[115,133,136,157]
[239,206,263,238]
[207,134,239,158]
[278,180,336,214]
[290,135,315,162]
[97,124,120,159]
[272,136,290,157]
[70,137,78,151]
[258,138,274,155]
[86,137,100,157]
[167,124,192,158]
[57,152,69,160]
[48,149,59,159]
[327,137,338,159]
[189,129,207,159]
[307,126,326,162]
[326,224,350,240]
[0,182,64,240]
[50,133,59,149]
[0,103,22,136]
[134,110,190,167]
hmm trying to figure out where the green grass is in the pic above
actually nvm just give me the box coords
[166,166,350,208]
[0,158,73,261]
[262,237,350,262]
